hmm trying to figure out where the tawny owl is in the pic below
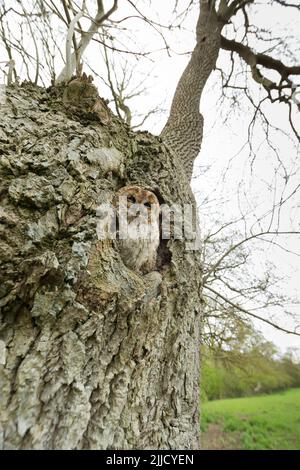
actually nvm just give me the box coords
[115,185,160,273]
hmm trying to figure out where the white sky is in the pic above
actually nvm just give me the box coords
[106,0,300,353]
[1,0,299,353]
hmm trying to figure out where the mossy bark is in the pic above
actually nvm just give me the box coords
[0,84,202,449]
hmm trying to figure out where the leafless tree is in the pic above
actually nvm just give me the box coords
[0,0,300,450]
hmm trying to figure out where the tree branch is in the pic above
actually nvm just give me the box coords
[203,231,300,283]
[204,285,300,336]
[221,35,300,78]
[160,1,224,179]
[56,0,118,83]
[65,1,86,82]
[273,0,300,10]
[218,0,254,22]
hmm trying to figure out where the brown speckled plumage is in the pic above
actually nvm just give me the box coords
[115,186,160,274]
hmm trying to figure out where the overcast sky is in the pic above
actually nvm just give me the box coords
[106,0,300,353]
[1,0,299,353]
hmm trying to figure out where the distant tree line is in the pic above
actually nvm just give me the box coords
[201,324,300,401]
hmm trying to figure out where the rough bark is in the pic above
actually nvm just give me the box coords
[0,83,202,449]
[160,1,224,179]
[0,1,225,450]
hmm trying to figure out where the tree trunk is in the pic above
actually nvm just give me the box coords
[161,1,223,179]
[0,1,224,450]
[0,83,202,449]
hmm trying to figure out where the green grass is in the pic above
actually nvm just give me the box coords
[201,388,300,449]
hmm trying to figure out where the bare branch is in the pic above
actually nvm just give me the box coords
[273,0,300,9]
[65,1,86,81]
[221,36,300,78]
[204,285,300,336]
[56,0,118,83]
[204,231,300,283]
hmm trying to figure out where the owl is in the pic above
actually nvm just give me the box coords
[115,185,160,273]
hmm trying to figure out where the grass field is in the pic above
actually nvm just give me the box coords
[201,388,300,450]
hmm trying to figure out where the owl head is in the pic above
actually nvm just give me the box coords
[115,185,160,223]
[114,186,160,243]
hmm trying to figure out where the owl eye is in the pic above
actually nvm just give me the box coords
[144,202,151,208]
[127,195,136,204]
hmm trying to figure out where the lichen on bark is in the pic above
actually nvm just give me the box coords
[0,83,202,449]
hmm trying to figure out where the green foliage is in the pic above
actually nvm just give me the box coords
[201,324,300,449]
[201,324,300,400]
[201,389,300,449]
